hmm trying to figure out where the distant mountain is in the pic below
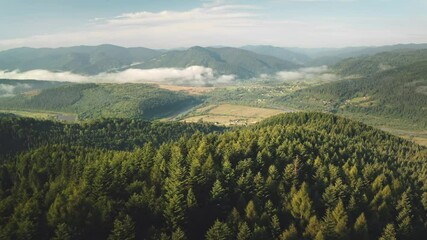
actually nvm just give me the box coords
[0,44,161,75]
[132,46,300,78]
[0,45,299,79]
[333,49,427,76]
[2,43,425,80]
[289,43,427,66]
[240,45,311,65]
[240,43,427,67]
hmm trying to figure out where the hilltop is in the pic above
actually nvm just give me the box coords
[0,112,426,239]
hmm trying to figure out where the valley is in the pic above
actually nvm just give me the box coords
[2,0,427,239]
[1,47,426,146]
[2,70,425,146]
[1,41,427,240]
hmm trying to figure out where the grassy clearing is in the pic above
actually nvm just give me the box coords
[337,112,427,146]
[411,137,427,146]
[0,110,77,122]
[380,127,427,147]
[415,85,427,95]
[182,104,286,126]
[155,84,215,95]
[208,104,284,118]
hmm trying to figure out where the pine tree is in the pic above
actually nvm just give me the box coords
[189,157,203,185]
[271,214,281,238]
[201,154,215,182]
[395,191,413,239]
[205,220,232,240]
[52,223,71,240]
[421,192,427,211]
[252,223,269,239]
[353,212,368,240]
[237,222,251,240]
[108,215,135,240]
[16,219,37,240]
[164,147,187,229]
[303,216,321,239]
[245,200,257,222]
[254,172,267,200]
[379,224,397,240]
[159,233,169,240]
[332,200,348,238]
[314,231,325,240]
[290,182,314,224]
[211,180,226,202]
[266,165,279,191]
[186,188,197,209]
[150,145,169,187]
[222,159,234,185]
[227,208,241,230]
[172,227,187,240]
[279,224,298,240]
[14,198,40,240]
[264,200,277,217]
[284,164,297,186]
[322,209,337,239]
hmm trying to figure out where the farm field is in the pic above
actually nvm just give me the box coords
[380,127,427,147]
[155,84,216,95]
[0,109,77,122]
[182,103,292,126]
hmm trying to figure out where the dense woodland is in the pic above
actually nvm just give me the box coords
[0,112,426,239]
[0,83,201,120]
[0,117,222,157]
[332,49,427,77]
[286,61,427,128]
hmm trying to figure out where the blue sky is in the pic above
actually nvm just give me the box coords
[0,0,426,50]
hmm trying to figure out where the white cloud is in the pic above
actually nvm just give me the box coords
[0,67,236,86]
[275,66,338,82]
[0,84,16,94]
[0,83,31,97]
[300,65,329,73]
[0,70,87,82]
[276,71,305,81]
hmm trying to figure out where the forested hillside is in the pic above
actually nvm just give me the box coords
[290,43,427,66]
[0,117,223,157]
[333,49,427,76]
[285,60,427,129]
[0,112,426,240]
[133,46,299,78]
[0,45,299,78]
[0,83,201,120]
[0,45,161,75]
[240,45,311,65]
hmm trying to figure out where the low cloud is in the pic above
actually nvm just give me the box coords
[0,70,87,82]
[0,66,236,86]
[275,66,338,82]
[0,83,31,97]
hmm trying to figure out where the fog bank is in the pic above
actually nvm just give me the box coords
[0,66,236,86]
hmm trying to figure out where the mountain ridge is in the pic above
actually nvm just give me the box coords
[0,45,299,79]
